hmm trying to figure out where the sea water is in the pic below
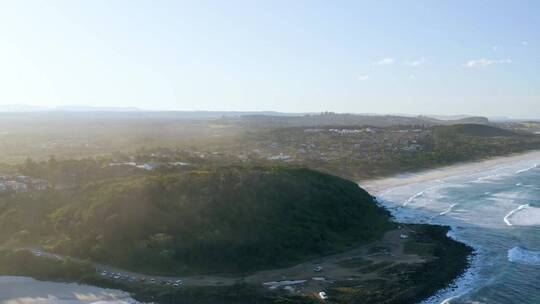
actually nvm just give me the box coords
[0,276,139,304]
[378,160,540,304]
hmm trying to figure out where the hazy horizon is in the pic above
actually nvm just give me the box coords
[0,104,535,121]
[1,1,539,118]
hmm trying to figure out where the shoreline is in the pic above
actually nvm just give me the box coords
[0,276,137,304]
[360,150,540,304]
[359,150,540,195]
[3,151,539,304]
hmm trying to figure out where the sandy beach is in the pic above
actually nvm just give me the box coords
[359,150,540,195]
[360,149,540,304]
[0,276,137,304]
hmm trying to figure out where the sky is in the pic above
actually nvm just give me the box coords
[0,0,539,118]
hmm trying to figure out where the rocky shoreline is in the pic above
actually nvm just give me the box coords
[0,222,472,304]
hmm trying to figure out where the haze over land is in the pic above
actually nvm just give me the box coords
[1,1,540,304]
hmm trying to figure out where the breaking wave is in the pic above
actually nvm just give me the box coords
[503,204,530,226]
[515,164,538,174]
[508,247,540,266]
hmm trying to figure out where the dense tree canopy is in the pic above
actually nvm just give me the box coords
[9,167,392,275]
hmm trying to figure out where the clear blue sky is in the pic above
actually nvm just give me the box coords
[0,0,538,117]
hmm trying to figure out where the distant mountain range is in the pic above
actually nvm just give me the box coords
[0,104,141,112]
[2,105,534,124]
[231,113,491,128]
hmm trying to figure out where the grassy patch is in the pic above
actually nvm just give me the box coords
[403,241,435,257]
[359,261,393,273]
[337,257,373,268]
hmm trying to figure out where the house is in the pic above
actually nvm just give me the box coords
[16,175,31,183]
[267,153,291,161]
[30,179,49,191]
[137,163,161,171]
[5,181,28,193]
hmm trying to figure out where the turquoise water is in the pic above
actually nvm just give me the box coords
[379,160,540,304]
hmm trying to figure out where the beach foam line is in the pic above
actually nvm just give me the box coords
[402,184,443,206]
[439,203,458,216]
[515,163,538,174]
[377,193,482,304]
[421,230,481,304]
[503,204,529,226]
[403,190,426,206]
[472,173,505,183]
[508,247,540,266]
[440,295,458,304]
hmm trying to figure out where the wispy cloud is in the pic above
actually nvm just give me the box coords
[357,75,370,81]
[463,58,512,68]
[374,58,395,65]
[405,57,426,67]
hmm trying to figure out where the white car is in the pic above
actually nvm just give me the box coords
[318,291,328,300]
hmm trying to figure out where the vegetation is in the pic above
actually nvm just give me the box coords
[234,123,540,180]
[0,166,393,275]
[0,224,472,304]
[51,167,393,274]
[0,114,518,303]
[327,225,473,304]
[0,249,314,304]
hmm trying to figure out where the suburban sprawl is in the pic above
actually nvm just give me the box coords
[0,112,539,303]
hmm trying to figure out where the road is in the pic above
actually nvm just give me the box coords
[11,227,423,297]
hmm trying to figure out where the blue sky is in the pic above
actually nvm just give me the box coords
[0,0,538,117]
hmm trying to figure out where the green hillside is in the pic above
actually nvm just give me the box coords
[45,167,393,275]
[432,123,518,137]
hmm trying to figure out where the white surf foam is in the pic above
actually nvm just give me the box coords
[515,163,538,174]
[506,205,540,227]
[0,276,138,304]
[377,194,482,304]
[503,204,530,226]
[402,184,444,207]
[421,229,481,304]
[439,204,458,216]
[508,247,540,266]
[472,173,504,183]
[403,189,427,206]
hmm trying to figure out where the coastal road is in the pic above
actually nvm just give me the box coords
[10,227,423,295]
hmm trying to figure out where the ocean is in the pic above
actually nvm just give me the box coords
[2,156,539,304]
[0,276,138,304]
[378,158,540,304]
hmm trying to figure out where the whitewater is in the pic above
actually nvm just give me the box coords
[373,155,540,304]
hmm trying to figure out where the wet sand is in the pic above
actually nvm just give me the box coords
[359,150,540,195]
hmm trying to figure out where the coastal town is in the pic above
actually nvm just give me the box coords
[0,175,48,194]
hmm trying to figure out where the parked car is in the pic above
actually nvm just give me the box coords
[318,291,328,300]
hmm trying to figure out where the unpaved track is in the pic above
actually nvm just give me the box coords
[10,227,423,293]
